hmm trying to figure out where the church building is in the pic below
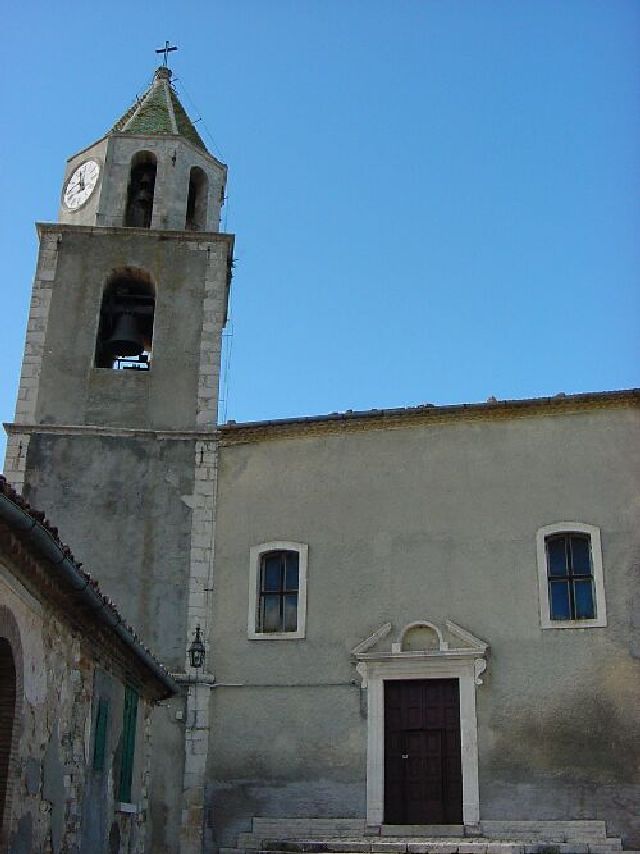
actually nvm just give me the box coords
[2,61,639,854]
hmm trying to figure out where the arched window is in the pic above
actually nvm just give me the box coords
[0,638,16,833]
[125,151,157,228]
[185,166,208,231]
[94,269,155,370]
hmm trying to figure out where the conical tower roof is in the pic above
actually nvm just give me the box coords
[110,67,207,153]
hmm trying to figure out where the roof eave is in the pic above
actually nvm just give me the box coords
[220,388,640,443]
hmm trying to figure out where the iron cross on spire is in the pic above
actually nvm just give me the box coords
[155,41,178,67]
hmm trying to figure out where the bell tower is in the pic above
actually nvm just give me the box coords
[4,63,233,852]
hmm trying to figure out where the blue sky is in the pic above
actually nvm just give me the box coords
[1,1,638,459]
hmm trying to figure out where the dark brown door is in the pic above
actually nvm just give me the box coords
[384,679,462,824]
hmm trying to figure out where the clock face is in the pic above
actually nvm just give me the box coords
[63,160,100,210]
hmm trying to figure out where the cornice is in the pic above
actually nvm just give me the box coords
[4,423,220,442]
[65,133,227,174]
[219,389,640,447]
[6,392,638,448]
[107,132,227,172]
[36,221,235,246]
[355,648,484,662]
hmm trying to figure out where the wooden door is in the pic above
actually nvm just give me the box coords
[384,679,462,824]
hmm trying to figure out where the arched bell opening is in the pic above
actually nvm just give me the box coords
[94,269,156,370]
[0,638,16,834]
[185,166,208,231]
[125,151,157,228]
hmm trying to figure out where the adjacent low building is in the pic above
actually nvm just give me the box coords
[0,475,178,853]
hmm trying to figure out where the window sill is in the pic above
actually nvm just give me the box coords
[541,617,607,630]
[248,631,305,641]
[91,367,151,375]
[115,802,138,814]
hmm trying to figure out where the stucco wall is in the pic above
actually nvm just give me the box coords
[59,131,225,233]
[31,227,228,431]
[20,433,193,852]
[0,568,154,853]
[23,434,194,669]
[148,697,188,854]
[209,406,640,846]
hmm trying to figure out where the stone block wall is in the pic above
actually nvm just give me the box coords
[12,229,60,430]
[0,567,154,853]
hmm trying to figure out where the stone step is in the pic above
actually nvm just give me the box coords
[251,820,367,839]
[234,818,626,854]
[481,825,609,842]
[239,839,623,854]
[241,846,620,854]
[238,837,614,848]
[239,835,620,848]
[379,829,466,840]
[224,850,634,854]
[248,821,610,843]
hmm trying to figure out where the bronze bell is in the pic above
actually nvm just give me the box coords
[105,313,145,357]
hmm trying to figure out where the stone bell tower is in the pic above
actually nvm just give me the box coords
[4,64,234,852]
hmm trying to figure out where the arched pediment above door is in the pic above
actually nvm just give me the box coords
[352,618,488,668]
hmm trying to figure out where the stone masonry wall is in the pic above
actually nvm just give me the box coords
[13,231,60,427]
[0,568,154,853]
[3,229,62,493]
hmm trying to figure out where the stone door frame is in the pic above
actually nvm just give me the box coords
[355,620,488,827]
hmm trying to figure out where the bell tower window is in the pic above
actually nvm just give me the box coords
[185,167,208,231]
[94,270,155,370]
[125,152,157,228]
